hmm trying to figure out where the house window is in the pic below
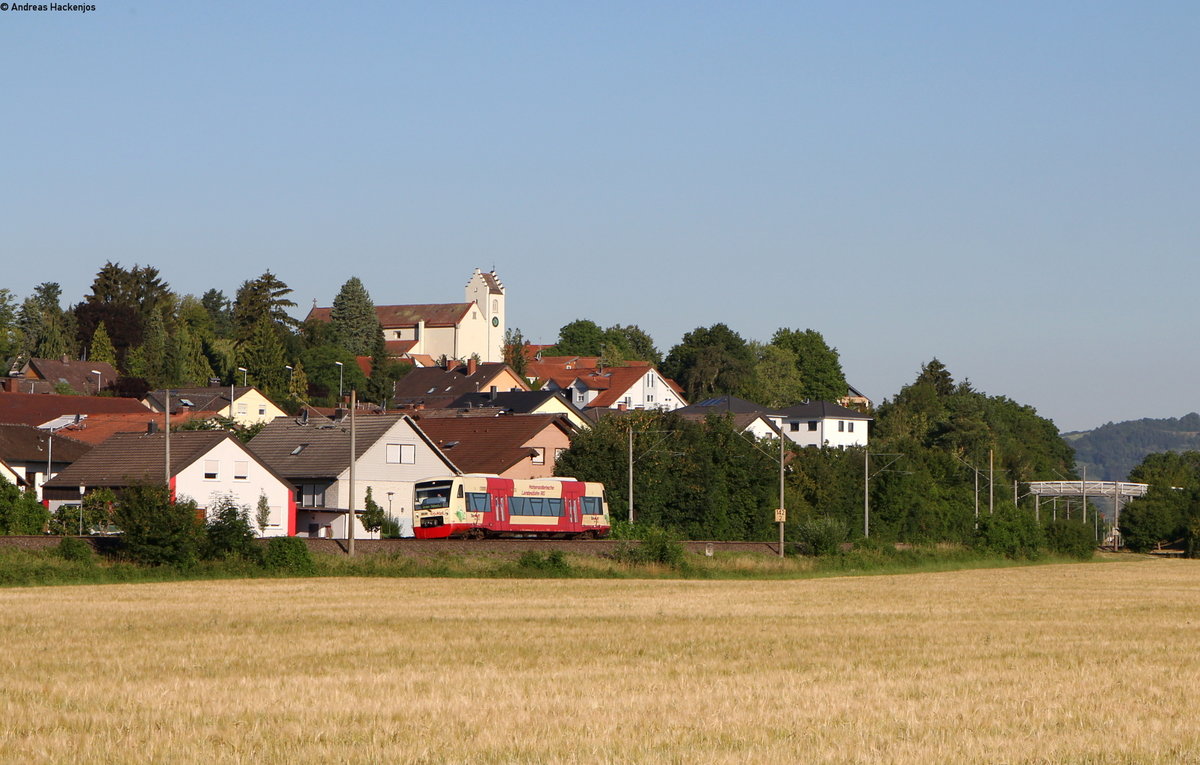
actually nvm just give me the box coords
[300,485,326,508]
[258,405,266,416]
[554,448,566,463]
[532,447,545,465]
[646,394,654,403]
[838,421,845,432]
[647,375,655,388]
[237,403,247,416]
[204,460,219,480]
[808,421,818,432]
[386,444,416,464]
[848,422,855,433]
[234,461,248,480]
[790,422,800,432]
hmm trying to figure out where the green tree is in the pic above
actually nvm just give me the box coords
[233,271,298,340]
[0,289,20,361]
[200,289,233,338]
[88,321,119,371]
[288,359,311,402]
[770,328,848,403]
[503,327,529,378]
[361,487,386,534]
[739,342,806,408]
[240,316,288,395]
[661,324,755,400]
[203,495,258,559]
[112,484,203,567]
[299,345,368,404]
[329,277,383,356]
[603,324,661,365]
[552,319,606,356]
[0,478,49,534]
[255,492,272,537]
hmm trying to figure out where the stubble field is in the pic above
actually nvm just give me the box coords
[2,559,1199,763]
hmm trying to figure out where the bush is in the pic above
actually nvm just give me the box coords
[204,496,260,561]
[0,478,49,534]
[55,537,94,564]
[263,537,315,575]
[1044,519,1095,560]
[974,503,1044,560]
[112,484,204,568]
[381,514,403,539]
[612,526,687,568]
[516,549,571,575]
[795,516,848,557]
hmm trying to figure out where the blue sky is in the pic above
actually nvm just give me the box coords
[3,1,1197,432]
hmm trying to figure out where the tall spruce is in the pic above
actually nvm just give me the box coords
[241,316,287,395]
[329,277,383,356]
[89,322,119,369]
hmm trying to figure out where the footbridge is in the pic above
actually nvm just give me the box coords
[1027,481,1149,548]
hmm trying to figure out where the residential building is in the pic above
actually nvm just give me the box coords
[674,395,783,440]
[43,430,296,535]
[248,413,458,539]
[446,389,591,430]
[414,414,575,480]
[306,268,506,363]
[778,401,872,448]
[0,423,92,501]
[4,356,119,396]
[143,386,287,427]
[391,359,529,409]
[0,391,150,427]
[541,364,687,412]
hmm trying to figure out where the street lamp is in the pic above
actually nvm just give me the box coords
[237,366,248,386]
[334,361,344,400]
[90,369,102,395]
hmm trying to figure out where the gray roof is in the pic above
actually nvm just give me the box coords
[247,413,456,479]
[778,401,872,421]
[143,386,256,415]
[0,423,92,464]
[446,389,581,416]
[674,395,784,417]
[45,431,239,488]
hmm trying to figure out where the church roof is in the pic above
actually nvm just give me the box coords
[307,303,474,329]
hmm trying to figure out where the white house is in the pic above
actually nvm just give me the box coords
[43,430,298,535]
[248,413,459,539]
[542,365,687,412]
[777,401,871,448]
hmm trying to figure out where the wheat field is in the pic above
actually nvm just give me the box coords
[2,560,1199,763]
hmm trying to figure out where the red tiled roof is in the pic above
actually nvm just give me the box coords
[54,411,210,445]
[583,367,654,408]
[307,303,474,329]
[392,363,528,407]
[414,415,572,475]
[0,391,150,426]
[384,339,417,355]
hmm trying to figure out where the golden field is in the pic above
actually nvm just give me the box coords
[2,559,1200,763]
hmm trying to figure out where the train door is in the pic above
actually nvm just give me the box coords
[486,477,514,529]
[561,481,585,534]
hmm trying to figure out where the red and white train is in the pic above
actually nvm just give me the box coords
[412,475,610,539]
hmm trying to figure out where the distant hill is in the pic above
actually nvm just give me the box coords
[1064,413,1200,481]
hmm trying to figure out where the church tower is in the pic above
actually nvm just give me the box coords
[465,268,505,363]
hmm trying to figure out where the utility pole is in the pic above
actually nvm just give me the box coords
[863,448,870,538]
[778,431,785,558]
[165,390,171,489]
[628,423,634,524]
[348,389,356,557]
[1081,466,1088,526]
[988,449,994,515]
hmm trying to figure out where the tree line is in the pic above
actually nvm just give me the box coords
[0,264,407,407]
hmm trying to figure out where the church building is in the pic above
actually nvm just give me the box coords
[306,269,506,364]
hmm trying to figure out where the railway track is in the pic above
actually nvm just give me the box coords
[302,537,782,557]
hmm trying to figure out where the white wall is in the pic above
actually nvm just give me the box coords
[781,416,868,448]
[174,438,294,536]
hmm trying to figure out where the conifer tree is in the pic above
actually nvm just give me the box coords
[330,277,383,356]
[288,359,310,402]
[241,316,287,395]
[89,322,119,369]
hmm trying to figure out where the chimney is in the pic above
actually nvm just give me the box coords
[147,421,159,434]
[489,385,497,401]
[467,357,477,376]
[617,403,627,412]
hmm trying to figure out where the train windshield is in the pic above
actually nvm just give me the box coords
[415,480,454,509]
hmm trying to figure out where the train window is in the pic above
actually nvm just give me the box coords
[457,485,464,498]
[527,497,545,516]
[547,498,562,517]
[508,496,527,515]
[467,493,489,512]
[582,497,601,515]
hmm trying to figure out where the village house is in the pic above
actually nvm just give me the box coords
[537,362,687,413]
[43,430,296,535]
[4,356,119,396]
[0,423,93,501]
[673,395,783,440]
[142,386,287,427]
[778,401,872,448]
[446,389,591,430]
[390,359,529,410]
[0,390,151,427]
[413,413,576,480]
[247,412,458,539]
[306,268,506,364]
